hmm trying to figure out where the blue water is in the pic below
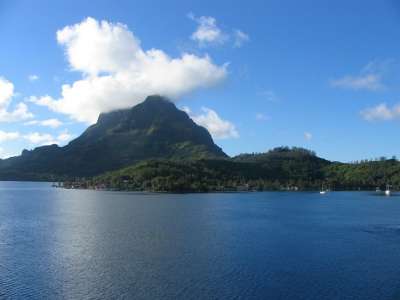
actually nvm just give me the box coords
[1,182,400,299]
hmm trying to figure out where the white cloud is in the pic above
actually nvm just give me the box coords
[24,118,63,128]
[0,130,20,143]
[360,103,400,121]
[188,14,249,49]
[256,113,269,121]
[185,106,239,139]
[0,147,20,159]
[304,132,313,141]
[28,74,39,81]
[189,14,228,46]
[0,102,33,122]
[330,74,382,91]
[23,129,74,146]
[0,77,14,106]
[23,132,55,145]
[330,62,389,91]
[41,118,63,128]
[0,77,34,122]
[30,17,227,124]
[57,130,73,143]
[233,29,249,48]
[181,106,192,114]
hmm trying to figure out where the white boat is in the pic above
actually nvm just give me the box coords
[320,184,327,194]
[385,184,391,196]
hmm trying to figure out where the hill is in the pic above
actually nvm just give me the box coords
[84,147,332,192]
[81,148,400,192]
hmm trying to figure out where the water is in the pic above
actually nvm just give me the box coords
[1,182,400,299]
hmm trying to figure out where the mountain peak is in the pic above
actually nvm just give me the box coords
[141,95,171,104]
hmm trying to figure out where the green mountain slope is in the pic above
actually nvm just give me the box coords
[0,96,227,179]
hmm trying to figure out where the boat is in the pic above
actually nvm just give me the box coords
[320,184,327,194]
[385,184,391,196]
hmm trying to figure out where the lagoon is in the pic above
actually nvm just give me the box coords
[1,182,400,299]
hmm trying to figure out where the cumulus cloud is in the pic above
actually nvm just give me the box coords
[304,132,313,141]
[183,106,239,139]
[0,77,34,122]
[189,14,249,49]
[189,14,228,46]
[0,130,20,143]
[30,17,227,124]
[233,29,249,48]
[360,103,400,121]
[28,74,39,81]
[24,118,63,128]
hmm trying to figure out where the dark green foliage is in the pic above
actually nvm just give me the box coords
[86,149,400,192]
[324,159,400,190]
[88,148,332,192]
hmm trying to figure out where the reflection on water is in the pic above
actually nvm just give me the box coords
[1,183,400,299]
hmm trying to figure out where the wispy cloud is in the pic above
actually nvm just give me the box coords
[24,118,63,128]
[330,61,390,91]
[360,103,400,121]
[330,74,383,91]
[233,29,249,48]
[304,132,313,141]
[28,74,39,82]
[257,89,279,102]
[255,113,269,121]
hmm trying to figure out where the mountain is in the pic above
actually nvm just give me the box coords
[0,96,227,179]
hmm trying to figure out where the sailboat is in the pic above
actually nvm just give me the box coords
[320,184,327,194]
[385,184,391,196]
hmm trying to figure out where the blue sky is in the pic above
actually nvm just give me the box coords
[1,0,400,161]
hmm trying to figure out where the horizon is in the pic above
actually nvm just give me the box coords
[1,0,400,162]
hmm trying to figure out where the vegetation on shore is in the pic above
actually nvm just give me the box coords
[65,147,400,192]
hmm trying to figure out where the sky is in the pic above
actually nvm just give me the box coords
[1,0,400,162]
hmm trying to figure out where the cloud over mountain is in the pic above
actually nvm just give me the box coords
[31,17,228,124]
[183,106,239,139]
